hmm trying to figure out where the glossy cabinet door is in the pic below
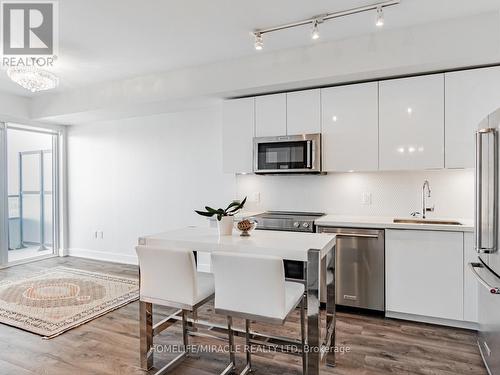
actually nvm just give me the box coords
[255,93,286,137]
[379,74,444,170]
[321,82,378,172]
[222,98,255,174]
[386,229,464,321]
[286,89,321,135]
[445,66,500,169]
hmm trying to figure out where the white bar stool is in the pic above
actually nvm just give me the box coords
[212,251,307,375]
[136,245,235,375]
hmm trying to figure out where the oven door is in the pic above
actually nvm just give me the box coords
[253,134,321,173]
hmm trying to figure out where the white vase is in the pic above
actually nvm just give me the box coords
[217,216,234,236]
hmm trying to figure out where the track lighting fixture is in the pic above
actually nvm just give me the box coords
[311,20,320,40]
[376,6,385,27]
[251,0,399,50]
[254,32,263,50]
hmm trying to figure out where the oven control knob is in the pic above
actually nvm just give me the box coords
[293,222,300,228]
[302,222,310,228]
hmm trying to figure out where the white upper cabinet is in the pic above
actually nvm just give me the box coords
[286,89,321,135]
[222,98,255,174]
[445,66,500,169]
[321,82,379,172]
[379,74,445,170]
[255,93,286,137]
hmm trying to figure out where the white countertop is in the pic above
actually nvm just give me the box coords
[139,226,336,262]
[315,215,474,232]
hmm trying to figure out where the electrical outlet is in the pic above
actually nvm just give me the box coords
[361,192,372,205]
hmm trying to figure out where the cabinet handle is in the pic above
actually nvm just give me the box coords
[468,262,500,294]
[306,140,312,168]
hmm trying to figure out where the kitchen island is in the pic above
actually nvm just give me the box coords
[138,226,337,375]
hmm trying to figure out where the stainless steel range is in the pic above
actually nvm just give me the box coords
[251,211,325,280]
[251,211,324,233]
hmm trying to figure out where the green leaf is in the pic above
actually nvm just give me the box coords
[225,201,240,211]
[195,210,214,217]
[227,196,247,213]
[205,206,218,214]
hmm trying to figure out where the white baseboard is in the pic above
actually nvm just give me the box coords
[67,248,138,265]
[386,311,478,330]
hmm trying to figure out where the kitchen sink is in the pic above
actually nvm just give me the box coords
[393,218,462,225]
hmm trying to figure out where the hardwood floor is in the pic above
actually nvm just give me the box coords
[0,257,487,375]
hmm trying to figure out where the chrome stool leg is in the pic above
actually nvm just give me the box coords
[220,316,236,375]
[190,308,198,332]
[182,310,189,352]
[241,319,252,375]
[300,297,307,375]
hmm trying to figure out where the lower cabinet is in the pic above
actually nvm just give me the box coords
[386,229,464,321]
[463,232,478,323]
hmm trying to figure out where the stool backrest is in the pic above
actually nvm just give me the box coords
[136,245,198,306]
[212,251,286,319]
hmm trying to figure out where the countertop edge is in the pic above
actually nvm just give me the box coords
[314,218,474,232]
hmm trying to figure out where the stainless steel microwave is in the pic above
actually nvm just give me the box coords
[253,133,321,174]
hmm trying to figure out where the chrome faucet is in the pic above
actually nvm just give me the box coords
[422,180,434,219]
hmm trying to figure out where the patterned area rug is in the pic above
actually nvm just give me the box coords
[0,267,139,338]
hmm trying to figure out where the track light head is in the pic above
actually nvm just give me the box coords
[254,33,263,50]
[376,6,384,27]
[311,20,320,40]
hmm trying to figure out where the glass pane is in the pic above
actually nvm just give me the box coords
[44,193,53,247]
[21,194,41,244]
[8,195,19,218]
[43,151,53,192]
[21,154,41,191]
[6,127,57,262]
[258,141,308,170]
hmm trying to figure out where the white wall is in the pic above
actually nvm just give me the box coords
[237,169,474,220]
[66,106,236,264]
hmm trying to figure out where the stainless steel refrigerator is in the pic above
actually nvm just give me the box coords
[470,107,500,375]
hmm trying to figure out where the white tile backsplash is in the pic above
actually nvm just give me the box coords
[237,169,474,220]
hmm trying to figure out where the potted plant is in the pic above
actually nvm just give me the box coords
[195,197,247,236]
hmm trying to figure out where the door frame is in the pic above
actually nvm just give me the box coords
[0,122,8,266]
[0,123,66,267]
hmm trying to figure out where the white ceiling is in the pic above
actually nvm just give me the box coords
[1,0,499,97]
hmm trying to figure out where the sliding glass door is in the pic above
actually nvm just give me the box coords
[0,124,60,266]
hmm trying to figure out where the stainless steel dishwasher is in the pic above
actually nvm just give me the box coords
[317,226,385,312]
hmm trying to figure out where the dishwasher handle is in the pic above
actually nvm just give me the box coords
[317,227,381,239]
[335,233,379,239]
[469,262,500,294]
